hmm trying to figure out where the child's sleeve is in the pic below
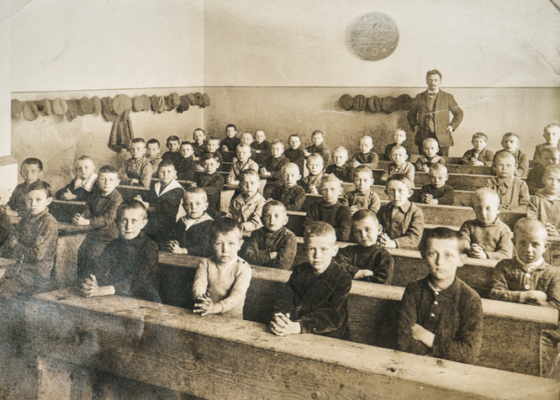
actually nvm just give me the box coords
[544,273,560,310]
[489,262,522,303]
[394,207,424,249]
[526,168,540,195]
[203,175,225,197]
[460,150,471,164]
[483,150,494,167]
[369,250,394,285]
[515,152,529,177]
[439,186,454,206]
[55,182,72,200]
[526,196,539,219]
[150,188,183,213]
[458,221,472,248]
[23,217,58,265]
[418,185,429,201]
[240,232,270,266]
[485,227,514,260]
[86,195,123,229]
[139,163,153,188]
[285,187,306,211]
[368,193,381,213]
[414,158,423,171]
[363,153,379,170]
[406,164,415,184]
[396,285,430,356]
[533,146,540,163]
[303,207,316,232]
[271,158,289,181]
[216,263,252,313]
[334,248,358,277]
[192,259,210,299]
[517,181,530,210]
[272,233,298,270]
[241,199,265,231]
[335,206,353,242]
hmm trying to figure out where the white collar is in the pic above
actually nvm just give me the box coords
[516,256,545,271]
[180,212,213,231]
[154,179,184,197]
[74,173,98,192]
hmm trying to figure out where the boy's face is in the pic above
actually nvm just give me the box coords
[180,144,194,158]
[541,151,560,168]
[501,137,519,152]
[391,148,408,165]
[117,208,148,240]
[320,181,342,206]
[158,165,176,185]
[360,139,373,154]
[75,160,95,180]
[423,141,439,158]
[307,157,324,176]
[183,193,208,219]
[393,131,406,145]
[271,143,284,158]
[203,158,219,174]
[236,146,251,162]
[25,189,52,215]
[429,169,448,188]
[312,133,324,145]
[193,130,205,144]
[282,167,301,187]
[495,157,515,178]
[146,143,160,158]
[386,180,411,208]
[263,205,288,232]
[226,127,237,138]
[207,140,220,153]
[213,231,243,264]
[130,142,146,159]
[167,140,180,152]
[21,163,43,184]
[352,216,381,247]
[424,238,463,284]
[288,136,301,149]
[333,150,348,167]
[255,131,266,143]
[241,133,253,145]
[473,193,500,225]
[472,138,487,153]
[305,235,339,275]
[544,127,560,144]
[97,172,120,195]
[515,225,548,265]
[240,174,260,197]
[354,171,373,192]
[543,169,560,196]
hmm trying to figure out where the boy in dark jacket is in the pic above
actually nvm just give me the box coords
[3,158,48,216]
[260,140,290,198]
[56,156,98,202]
[191,153,225,214]
[270,163,306,211]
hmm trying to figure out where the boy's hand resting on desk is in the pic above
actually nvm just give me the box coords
[411,323,435,348]
[469,243,488,259]
[134,195,149,208]
[166,240,188,254]
[520,290,548,305]
[221,145,229,152]
[81,275,115,297]
[352,160,361,168]
[545,223,560,236]
[259,167,271,177]
[270,313,301,336]
[61,189,77,200]
[308,185,318,195]
[194,295,222,316]
[354,269,374,280]
[379,233,397,248]
[421,165,430,173]
[498,204,511,211]
[72,213,90,226]
[350,206,359,215]
[269,252,278,260]
[130,179,139,185]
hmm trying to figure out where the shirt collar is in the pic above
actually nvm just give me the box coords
[494,176,514,187]
[25,208,49,221]
[181,212,213,230]
[425,276,459,297]
[155,179,184,197]
[428,89,440,97]
[515,256,545,272]
[74,173,98,192]
[391,200,411,213]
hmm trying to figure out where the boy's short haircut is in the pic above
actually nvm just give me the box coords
[386,174,413,190]
[394,129,407,137]
[210,217,243,242]
[22,157,43,171]
[281,162,300,174]
[333,146,349,155]
[303,221,336,244]
[98,165,119,175]
[146,139,160,147]
[472,187,500,206]
[391,145,407,155]
[271,139,285,149]
[429,163,447,175]
[502,132,520,141]
[360,135,374,144]
[256,130,266,137]
[158,159,176,170]
[351,209,379,224]
[422,138,438,147]
[513,217,547,238]
[472,132,488,142]
[226,123,237,131]
[116,200,147,220]
[26,180,52,198]
[426,69,442,80]
[194,128,205,135]
[207,136,220,144]
[76,155,96,167]
[493,151,515,163]
[544,123,560,131]
[167,135,180,142]
[236,143,252,153]
[201,152,221,164]
[184,186,208,201]
[240,169,259,181]
[307,153,324,164]
[242,132,254,139]
[288,134,300,141]
[130,138,146,145]
[544,164,560,177]
[321,174,342,188]
[181,141,194,147]
[311,130,324,137]
[353,165,373,177]
[263,200,287,215]
[420,227,466,259]
[541,146,560,158]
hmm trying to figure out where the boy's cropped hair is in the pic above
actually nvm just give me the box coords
[181,141,194,148]
[167,135,180,142]
[353,165,372,176]
[240,168,259,180]
[236,143,252,152]
[333,146,349,155]
[303,221,336,242]
[116,200,147,220]
[386,174,413,190]
[502,132,520,141]
[420,227,467,258]
[426,69,442,79]
[76,155,96,166]
[208,136,220,143]
[263,199,287,215]
[194,128,205,134]
[146,138,160,147]
[351,209,378,224]
[210,217,243,242]
[158,159,176,170]
[130,138,146,145]
[307,153,323,163]
[422,138,438,146]
[361,135,373,143]
[391,144,408,155]
[472,132,488,142]
[311,130,323,137]
[288,134,301,140]
[26,180,52,198]
[201,152,221,163]
[184,186,208,199]
[271,139,285,149]
[281,162,300,174]
[22,157,43,171]
[473,187,500,204]
[98,165,119,174]
[429,163,447,174]
[493,151,515,163]
[226,123,237,131]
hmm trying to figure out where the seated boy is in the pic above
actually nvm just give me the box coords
[351,135,379,171]
[161,135,182,170]
[0,207,12,248]
[325,146,353,183]
[533,123,560,162]
[146,139,162,177]
[56,156,98,202]
[135,160,184,245]
[260,140,290,198]
[527,147,560,195]
[303,174,352,242]
[3,158,48,216]
[120,138,153,188]
[191,153,225,214]
[228,169,266,232]
[459,188,513,260]
[460,132,494,166]
[304,130,331,165]
[528,164,560,237]
[241,132,257,163]
[270,222,352,339]
[335,210,394,283]
[177,141,198,181]
[342,165,381,214]
[485,151,530,211]
[397,227,483,364]
[74,165,123,284]
[251,130,271,166]
[227,144,259,186]
[192,128,207,159]
[284,134,306,176]
[380,145,415,184]
[81,201,160,303]
[489,218,560,309]
[384,129,408,161]
[298,153,325,194]
[495,132,529,177]
[415,138,446,172]
[165,188,214,257]
[221,123,241,163]
[0,181,58,299]
[204,136,224,165]
[270,163,306,211]
[240,200,297,270]
[377,174,424,250]
[192,218,252,318]
[419,164,454,206]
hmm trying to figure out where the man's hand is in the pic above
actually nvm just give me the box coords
[354,269,374,280]
[411,323,435,348]
[446,126,454,134]
[62,189,77,200]
[469,243,488,259]
[270,313,301,336]
[194,295,221,316]
[165,240,188,254]
[72,213,90,226]
[379,233,397,248]
[520,290,548,305]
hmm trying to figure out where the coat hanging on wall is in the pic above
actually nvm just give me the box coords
[108,109,134,153]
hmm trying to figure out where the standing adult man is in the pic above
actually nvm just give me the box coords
[407,70,464,156]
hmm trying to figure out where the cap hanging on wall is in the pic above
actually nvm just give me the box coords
[23,101,39,121]
[66,100,79,122]
[52,98,68,116]
[36,99,52,116]
[177,95,190,113]
[381,96,398,113]
[150,95,166,113]
[11,99,22,119]
[339,94,353,111]
[367,96,381,113]
[101,97,118,122]
[78,97,93,116]
[200,93,211,108]
[91,96,101,115]
[113,94,132,115]
[353,95,367,111]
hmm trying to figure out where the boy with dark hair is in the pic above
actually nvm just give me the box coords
[3,158,48,216]
[343,165,381,214]
[495,132,529,177]
[191,153,225,214]
[304,130,331,165]
[146,139,162,176]
[251,130,271,166]
[161,135,182,169]
[56,156,98,202]
[221,124,241,163]
[260,140,290,198]
[177,141,198,181]
[120,138,153,188]
[397,227,483,364]
[270,163,306,211]
[460,132,494,166]
[284,134,306,176]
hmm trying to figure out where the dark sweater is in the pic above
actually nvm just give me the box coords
[526,163,545,195]
[304,202,352,242]
[251,141,271,165]
[161,151,183,170]
[377,201,424,250]
[262,155,290,185]
[306,144,331,165]
[194,172,225,211]
[0,208,13,248]
[351,152,379,170]
[335,244,394,283]
[419,184,455,206]
[284,148,306,175]
[270,185,306,211]
[141,181,184,244]
[172,216,215,258]
[177,156,198,181]
[325,163,353,182]
[8,180,50,213]
[241,226,297,270]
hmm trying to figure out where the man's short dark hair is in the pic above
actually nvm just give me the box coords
[426,69,442,80]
